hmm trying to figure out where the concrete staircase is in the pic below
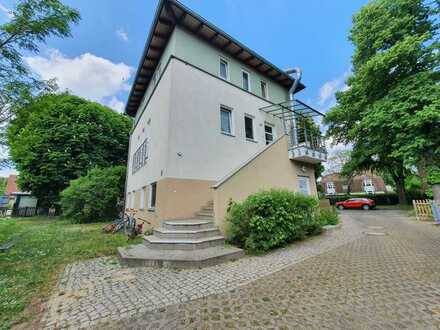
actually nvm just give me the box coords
[118,201,243,269]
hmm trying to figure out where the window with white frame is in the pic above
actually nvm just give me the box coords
[219,57,229,80]
[264,124,274,145]
[244,115,254,140]
[298,176,311,195]
[261,81,268,99]
[148,182,157,210]
[242,70,250,91]
[220,106,233,135]
[132,137,149,174]
[130,191,135,208]
[140,187,145,210]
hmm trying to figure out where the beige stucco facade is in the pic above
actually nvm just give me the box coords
[213,135,316,233]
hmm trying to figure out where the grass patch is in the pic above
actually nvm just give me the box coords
[0,216,140,329]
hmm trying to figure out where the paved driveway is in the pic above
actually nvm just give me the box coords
[99,210,440,329]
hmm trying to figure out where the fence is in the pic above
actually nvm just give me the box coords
[11,207,58,217]
[412,199,438,221]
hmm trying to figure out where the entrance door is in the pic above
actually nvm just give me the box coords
[298,176,311,195]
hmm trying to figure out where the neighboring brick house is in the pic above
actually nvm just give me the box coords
[321,172,387,195]
[4,174,20,196]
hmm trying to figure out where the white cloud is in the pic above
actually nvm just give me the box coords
[116,28,129,42]
[25,49,133,104]
[0,2,13,18]
[317,70,350,111]
[106,96,125,113]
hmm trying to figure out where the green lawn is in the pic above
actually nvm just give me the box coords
[0,216,140,330]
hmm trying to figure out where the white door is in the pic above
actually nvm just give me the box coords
[298,176,311,195]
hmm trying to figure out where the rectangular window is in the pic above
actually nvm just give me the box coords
[220,106,232,134]
[261,81,268,99]
[148,182,157,210]
[242,70,250,91]
[132,138,149,174]
[219,58,229,80]
[264,124,274,145]
[140,187,145,210]
[298,176,311,195]
[130,191,135,208]
[244,115,254,140]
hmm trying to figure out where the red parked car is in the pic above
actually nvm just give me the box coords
[336,198,375,210]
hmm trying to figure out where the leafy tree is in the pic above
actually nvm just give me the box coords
[0,176,7,195]
[61,166,126,223]
[8,93,131,206]
[0,0,80,164]
[325,0,439,204]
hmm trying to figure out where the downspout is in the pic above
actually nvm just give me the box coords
[285,67,302,146]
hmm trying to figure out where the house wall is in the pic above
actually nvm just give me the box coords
[321,172,387,194]
[125,26,321,226]
[125,55,173,195]
[127,177,214,227]
[213,135,317,234]
[173,26,289,104]
[165,58,285,181]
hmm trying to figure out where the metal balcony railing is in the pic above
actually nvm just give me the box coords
[259,98,327,163]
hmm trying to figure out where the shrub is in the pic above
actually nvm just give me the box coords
[226,189,321,253]
[316,207,339,226]
[60,166,126,223]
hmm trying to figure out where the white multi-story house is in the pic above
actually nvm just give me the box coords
[124,0,326,235]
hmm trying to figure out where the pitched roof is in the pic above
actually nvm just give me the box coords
[125,0,305,116]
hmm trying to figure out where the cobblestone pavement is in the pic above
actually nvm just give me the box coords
[96,210,440,329]
[41,213,365,329]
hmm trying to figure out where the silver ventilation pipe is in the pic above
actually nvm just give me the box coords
[284,67,302,144]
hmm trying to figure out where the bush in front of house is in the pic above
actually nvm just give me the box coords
[226,189,321,253]
[60,166,126,223]
[316,207,339,226]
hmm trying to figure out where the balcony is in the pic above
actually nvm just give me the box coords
[260,99,327,164]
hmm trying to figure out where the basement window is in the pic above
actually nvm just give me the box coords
[140,187,145,210]
[148,182,157,210]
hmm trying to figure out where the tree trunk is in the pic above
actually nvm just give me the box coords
[395,176,407,205]
[433,184,440,203]
[417,160,429,194]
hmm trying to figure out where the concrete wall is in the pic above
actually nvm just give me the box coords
[213,135,317,234]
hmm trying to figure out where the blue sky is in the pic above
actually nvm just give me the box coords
[0,0,368,175]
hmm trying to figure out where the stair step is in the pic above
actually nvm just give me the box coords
[154,227,221,239]
[144,235,225,250]
[163,220,214,230]
[118,245,244,269]
[195,212,214,218]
